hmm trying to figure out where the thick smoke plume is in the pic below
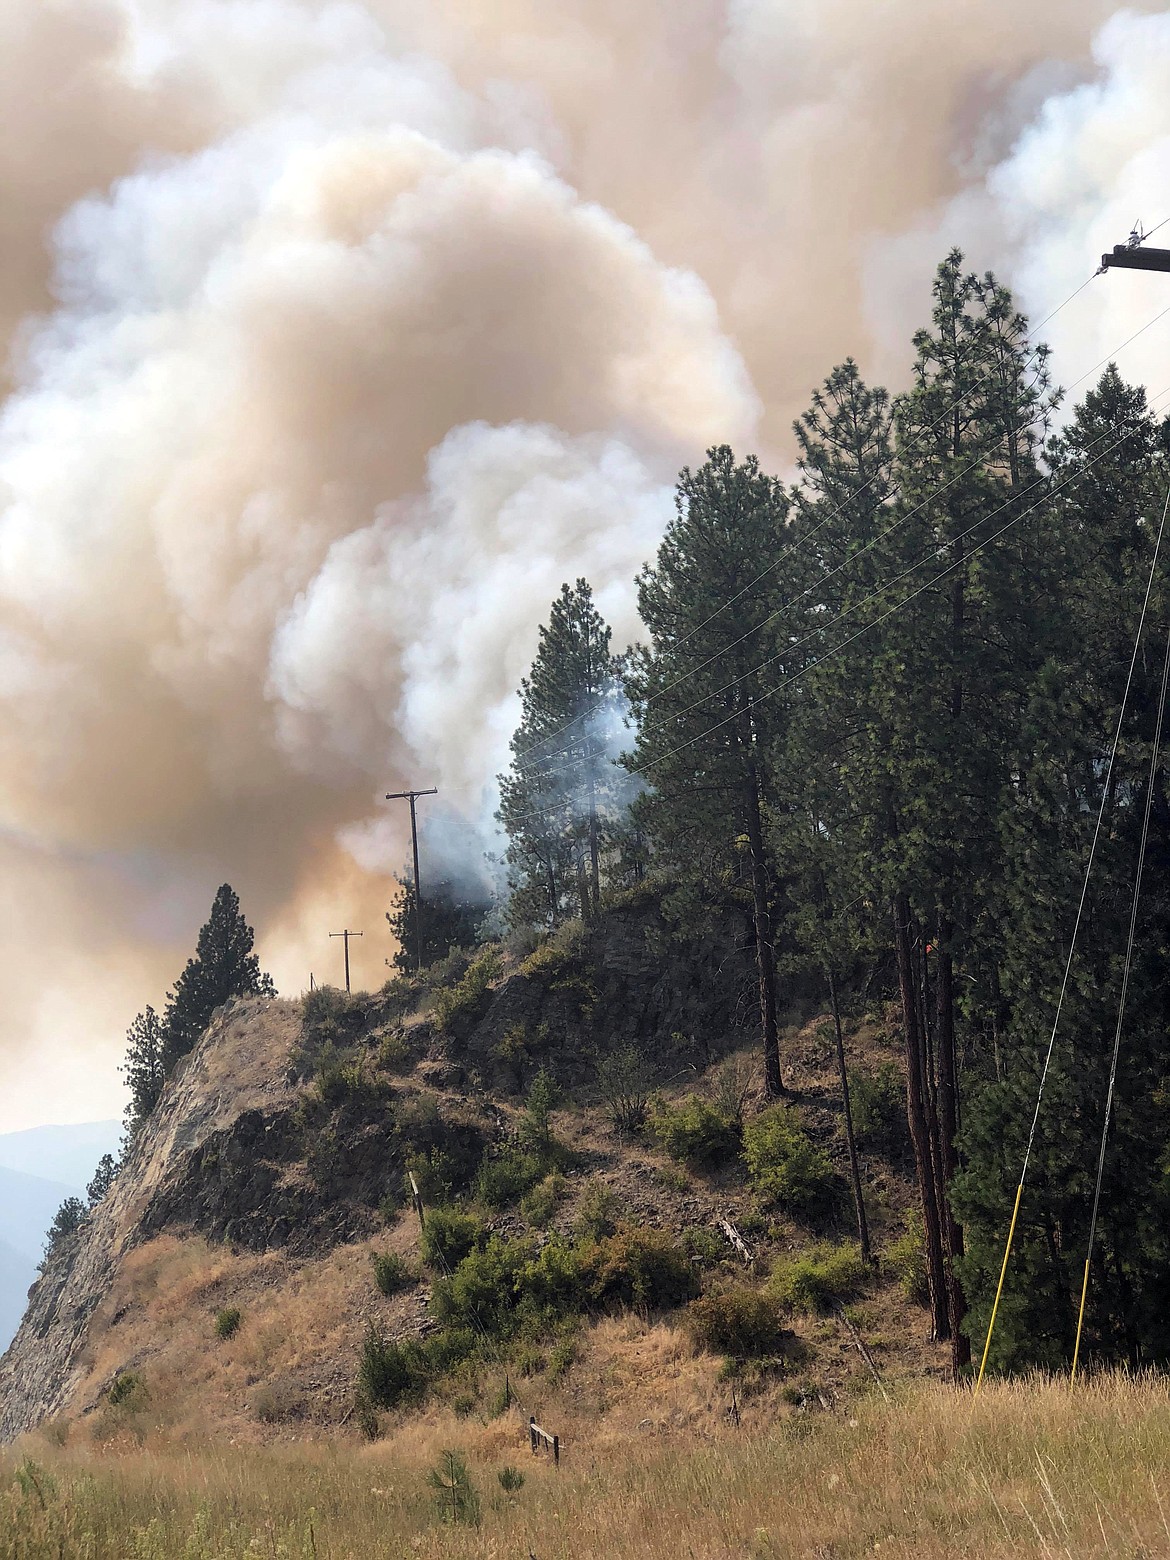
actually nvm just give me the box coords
[2,0,1169,1129]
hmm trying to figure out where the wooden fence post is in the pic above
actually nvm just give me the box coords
[409,1171,425,1230]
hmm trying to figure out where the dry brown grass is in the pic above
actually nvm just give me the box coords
[7,1373,1170,1557]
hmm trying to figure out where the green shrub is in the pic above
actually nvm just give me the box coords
[590,1226,698,1311]
[885,1211,929,1306]
[371,1251,416,1296]
[431,1236,533,1337]
[684,1287,788,1358]
[497,1466,525,1493]
[377,1031,413,1072]
[315,1051,387,1106]
[649,1095,739,1168]
[421,1207,486,1273]
[358,1324,476,1410]
[742,1104,837,1216]
[214,1306,242,1340]
[393,1092,486,1201]
[107,1371,145,1408]
[681,1226,726,1268]
[359,1326,423,1409]
[521,1171,566,1228]
[596,1044,653,1133]
[475,1146,546,1210]
[517,921,586,982]
[300,985,365,1053]
[849,1062,908,1154]
[769,1242,870,1313]
[433,948,502,1032]
[452,1391,476,1418]
[573,1178,618,1241]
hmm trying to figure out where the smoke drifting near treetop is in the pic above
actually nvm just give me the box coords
[2,0,1170,1129]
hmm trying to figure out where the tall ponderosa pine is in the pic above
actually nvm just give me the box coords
[626,448,791,1097]
[499,580,629,927]
[160,884,275,1072]
[866,254,1059,1362]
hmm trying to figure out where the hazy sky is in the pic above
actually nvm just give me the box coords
[2,0,1170,1132]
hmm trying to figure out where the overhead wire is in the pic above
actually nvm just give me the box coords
[511,289,1170,787]
[509,267,1112,775]
[974,479,1170,1393]
[1069,553,1170,1384]
[500,379,1170,835]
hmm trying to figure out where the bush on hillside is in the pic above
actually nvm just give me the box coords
[768,1242,870,1313]
[649,1095,740,1168]
[885,1211,929,1306]
[596,1043,654,1133]
[300,985,366,1055]
[358,1324,477,1410]
[573,1178,618,1241]
[521,1171,567,1228]
[420,1207,486,1272]
[370,1251,416,1296]
[849,1062,909,1155]
[474,1145,547,1209]
[589,1226,699,1311]
[214,1307,242,1340]
[433,948,502,1032]
[742,1104,837,1216]
[684,1287,788,1358]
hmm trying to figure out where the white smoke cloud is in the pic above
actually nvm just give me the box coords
[1,0,1169,1129]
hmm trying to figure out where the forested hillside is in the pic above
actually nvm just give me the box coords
[494,250,1170,1379]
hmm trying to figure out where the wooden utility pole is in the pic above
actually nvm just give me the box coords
[329,929,362,994]
[384,786,438,972]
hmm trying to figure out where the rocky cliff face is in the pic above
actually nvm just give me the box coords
[0,996,300,1440]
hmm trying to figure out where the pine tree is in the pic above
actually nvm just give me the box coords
[626,447,792,1096]
[86,1154,117,1205]
[499,580,630,927]
[386,875,490,975]
[160,885,275,1072]
[120,1005,166,1132]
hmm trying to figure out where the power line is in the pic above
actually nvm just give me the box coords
[513,290,1170,784]
[501,380,1170,834]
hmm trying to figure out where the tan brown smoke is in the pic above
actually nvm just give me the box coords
[2,0,1169,1129]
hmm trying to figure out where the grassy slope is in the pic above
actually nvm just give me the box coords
[6,1374,1170,1557]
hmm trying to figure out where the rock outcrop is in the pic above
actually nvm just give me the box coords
[0,996,300,1440]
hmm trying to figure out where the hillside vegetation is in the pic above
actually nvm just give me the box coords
[2,885,946,1446]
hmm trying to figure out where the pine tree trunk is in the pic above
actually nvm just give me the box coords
[934,920,970,1370]
[744,763,782,1099]
[893,894,950,1340]
[827,966,871,1263]
[587,780,601,918]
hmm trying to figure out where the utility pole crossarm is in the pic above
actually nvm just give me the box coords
[1100,244,1170,274]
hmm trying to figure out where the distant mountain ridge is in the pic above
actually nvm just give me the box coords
[0,1120,121,1354]
[0,1121,121,1189]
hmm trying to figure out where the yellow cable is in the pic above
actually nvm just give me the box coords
[975,1182,1023,1395]
[1070,1258,1092,1384]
